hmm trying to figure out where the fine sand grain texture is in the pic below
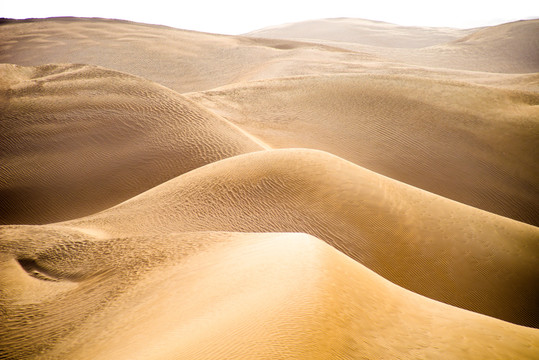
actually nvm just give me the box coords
[1,16,538,359]
[0,229,537,359]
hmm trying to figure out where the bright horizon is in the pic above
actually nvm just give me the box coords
[3,0,538,35]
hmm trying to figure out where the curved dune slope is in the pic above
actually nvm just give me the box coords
[0,64,264,224]
[0,17,381,93]
[61,149,539,327]
[247,18,539,73]
[0,229,537,359]
[188,74,539,225]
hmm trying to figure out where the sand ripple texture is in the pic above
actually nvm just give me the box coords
[65,149,539,328]
[188,74,539,225]
[1,17,539,359]
[0,63,263,224]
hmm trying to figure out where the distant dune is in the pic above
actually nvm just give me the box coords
[1,16,538,359]
[246,17,477,48]
[3,17,538,94]
[247,18,539,73]
[0,17,378,93]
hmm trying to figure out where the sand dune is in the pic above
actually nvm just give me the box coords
[4,17,534,95]
[247,18,539,73]
[246,17,476,48]
[0,63,264,224]
[188,74,539,225]
[0,17,381,93]
[1,16,538,359]
[409,20,539,73]
[0,229,537,359]
[57,149,539,327]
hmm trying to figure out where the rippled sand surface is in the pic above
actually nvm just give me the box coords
[1,17,538,359]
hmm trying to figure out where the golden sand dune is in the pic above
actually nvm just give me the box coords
[0,63,264,224]
[57,149,539,327]
[0,229,537,359]
[188,74,539,225]
[247,18,539,73]
[1,16,538,359]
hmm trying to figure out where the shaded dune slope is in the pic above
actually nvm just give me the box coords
[0,64,264,224]
[0,229,537,359]
[247,18,539,73]
[188,74,539,226]
[61,149,539,327]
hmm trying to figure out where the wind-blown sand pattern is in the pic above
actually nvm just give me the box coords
[188,75,539,225]
[0,63,264,224]
[1,17,538,359]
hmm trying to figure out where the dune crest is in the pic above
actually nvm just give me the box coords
[187,74,539,225]
[0,63,264,224]
[60,149,539,328]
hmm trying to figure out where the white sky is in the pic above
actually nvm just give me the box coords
[2,0,538,34]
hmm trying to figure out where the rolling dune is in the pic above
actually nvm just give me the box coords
[188,74,539,225]
[1,16,538,359]
[404,20,539,73]
[4,17,535,94]
[0,63,264,224]
[0,17,380,93]
[247,18,539,73]
[61,149,539,327]
[0,229,537,359]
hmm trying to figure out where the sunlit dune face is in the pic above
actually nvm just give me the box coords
[0,227,136,357]
[0,228,227,358]
[1,229,538,359]
[63,148,539,328]
[188,74,539,225]
[0,229,341,359]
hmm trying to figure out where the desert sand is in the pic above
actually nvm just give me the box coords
[1,16,538,359]
[188,74,539,225]
[0,63,264,224]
